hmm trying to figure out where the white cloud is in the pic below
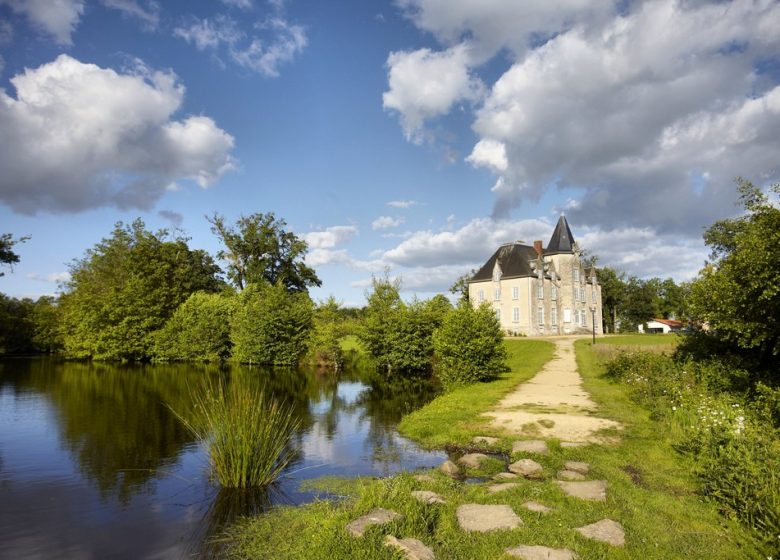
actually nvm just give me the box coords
[387,199,417,209]
[383,43,484,142]
[306,248,351,267]
[0,0,84,44]
[371,216,404,230]
[221,0,252,9]
[0,55,235,214]
[174,15,241,50]
[100,0,159,28]
[27,271,71,283]
[466,138,507,172]
[303,225,358,249]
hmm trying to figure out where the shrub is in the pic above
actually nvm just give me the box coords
[433,302,507,390]
[230,282,314,365]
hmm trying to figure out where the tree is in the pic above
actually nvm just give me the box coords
[358,271,403,368]
[619,276,657,331]
[309,296,347,369]
[598,267,626,333]
[0,233,29,276]
[59,220,223,360]
[449,270,475,303]
[689,179,780,368]
[208,212,320,292]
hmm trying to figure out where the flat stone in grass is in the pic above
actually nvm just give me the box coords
[509,458,544,479]
[556,480,607,502]
[557,469,586,481]
[494,472,519,481]
[473,436,500,446]
[487,483,520,494]
[439,460,461,478]
[414,474,436,483]
[576,518,625,546]
[411,490,446,505]
[384,536,436,560]
[505,545,576,560]
[456,504,523,532]
[521,501,552,514]
[458,453,489,469]
[564,461,590,474]
[560,441,586,449]
[512,440,549,455]
[347,508,402,537]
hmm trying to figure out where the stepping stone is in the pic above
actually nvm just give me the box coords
[439,460,461,478]
[512,440,549,455]
[556,480,607,502]
[494,472,519,481]
[576,518,625,546]
[473,436,500,445]
[564,461,590,475]
[505,544,576,560]
[560,441,586,448]
[487,483,520,494]
[557,469,586,481]
[458,453,489,469]
[347,508,402,537]
[521,501,552,514]
[456,504,523,532]
[509,458,544,479]
[414,474,435,483]
[411,490,446,505]
[384,535,436,560]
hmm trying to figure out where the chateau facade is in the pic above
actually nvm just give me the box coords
[468,216,602,336]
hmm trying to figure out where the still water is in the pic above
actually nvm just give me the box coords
[0,356,445,559]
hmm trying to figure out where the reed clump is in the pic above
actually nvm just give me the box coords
[175,379,300,489]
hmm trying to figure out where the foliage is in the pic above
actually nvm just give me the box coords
[432,302,507,389]
[208,212,320,292]
[357,271,403,368]
[0,232,29,276]
[596,266,625,333]
[448,269,475,303]
[308,296,346,369]
[619,276,658,331]
[171,377,300,489]
[153,291,236,362]
[0,294,62,355]
[59,220,223,361]
[689,179,780,370]
[230,282,314,365]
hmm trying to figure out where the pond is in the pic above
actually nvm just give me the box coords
[0,355,446,559]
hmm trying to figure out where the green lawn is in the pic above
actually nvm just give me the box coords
[598,333,681,346]
[224,338,762,560]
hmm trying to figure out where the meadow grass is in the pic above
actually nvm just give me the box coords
[224,337,762,559]
[173,378,300,489]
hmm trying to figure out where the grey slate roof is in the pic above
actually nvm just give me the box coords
[545,216,575,255]
[470,243,539,282]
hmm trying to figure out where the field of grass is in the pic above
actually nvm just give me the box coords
[224,337,762,559]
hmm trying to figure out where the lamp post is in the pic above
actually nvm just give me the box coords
[589,305,596,345]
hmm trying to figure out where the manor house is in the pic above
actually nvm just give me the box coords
[468,216,602,336]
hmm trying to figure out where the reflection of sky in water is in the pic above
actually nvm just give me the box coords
[0,362,445,559]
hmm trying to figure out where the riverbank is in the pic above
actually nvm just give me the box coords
[225,337,762,559]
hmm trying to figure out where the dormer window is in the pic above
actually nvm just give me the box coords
[493,262,502,282]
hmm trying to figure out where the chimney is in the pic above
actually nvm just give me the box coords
[533,240,543,256]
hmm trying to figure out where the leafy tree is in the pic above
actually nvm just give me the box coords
[59,220,223,361]
[309,296,346,369]
[449,270,475,303]
[383,300,438,373]
[433,302,507,389]
[0,233,29,276]
[208,212,320,292]
[30,296,63,353]
[153,291,236,362]
[619,276,658,331]
[689,179,780,368]
[358,271,403,368]
[230,282,314,365]
[0,295,35,354]
[598,266,626,333]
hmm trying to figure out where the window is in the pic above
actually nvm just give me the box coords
[592,287,596,302]
[512,307,520,323]
[575,310,581,326]
[537,283,544,299]
[478,289,484,302]
[512,286,519,300]
[563,308,571,323]
[492,263,501,281]
[494,287,501,301]
[551,307,558,326]
[582,310,587,327]
[538,306,544,325]
[551,285,557,300]
[574,268,580,282]
[495,308,501,321]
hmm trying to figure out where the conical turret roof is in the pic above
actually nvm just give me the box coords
[546,215,575,254]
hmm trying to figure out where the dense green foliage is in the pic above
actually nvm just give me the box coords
[172,378,300,488]
[432,302,507,389]
[230,282,314,365]
[307,296,347,369]
[153,291,236,362]
[208,212,320,292]
[59,220,223,361]
[0,294,62,355]
[0,232,28,276]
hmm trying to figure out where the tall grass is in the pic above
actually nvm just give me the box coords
[173,378,300,489]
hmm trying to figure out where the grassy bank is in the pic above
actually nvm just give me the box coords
[225,337,762,559]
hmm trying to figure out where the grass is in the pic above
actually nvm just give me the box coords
[224,337,763,559]
[172,378,300,489]
[339,335,365,353]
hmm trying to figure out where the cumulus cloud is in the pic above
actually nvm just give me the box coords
[100,0,160,28]
[387,199,417,209]
[303,225,358,249]
[383,43,484,142]
[0,55,235,214]
[0,0,84,44]
[372,216,404,230]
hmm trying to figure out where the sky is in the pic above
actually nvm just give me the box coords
[0,0,779,306]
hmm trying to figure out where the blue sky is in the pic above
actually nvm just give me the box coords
[1,0,779,306]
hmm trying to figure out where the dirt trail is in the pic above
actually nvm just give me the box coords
[486,337,621,443]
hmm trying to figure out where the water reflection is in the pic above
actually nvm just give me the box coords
[0,356,445,559]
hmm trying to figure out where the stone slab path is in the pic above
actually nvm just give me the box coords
[486,337,622,443]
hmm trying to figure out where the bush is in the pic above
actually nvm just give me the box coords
[230,282,314,365]
[433,302,507,390]
[153,291,235,362]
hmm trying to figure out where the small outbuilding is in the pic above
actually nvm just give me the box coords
[638,318,683,334]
